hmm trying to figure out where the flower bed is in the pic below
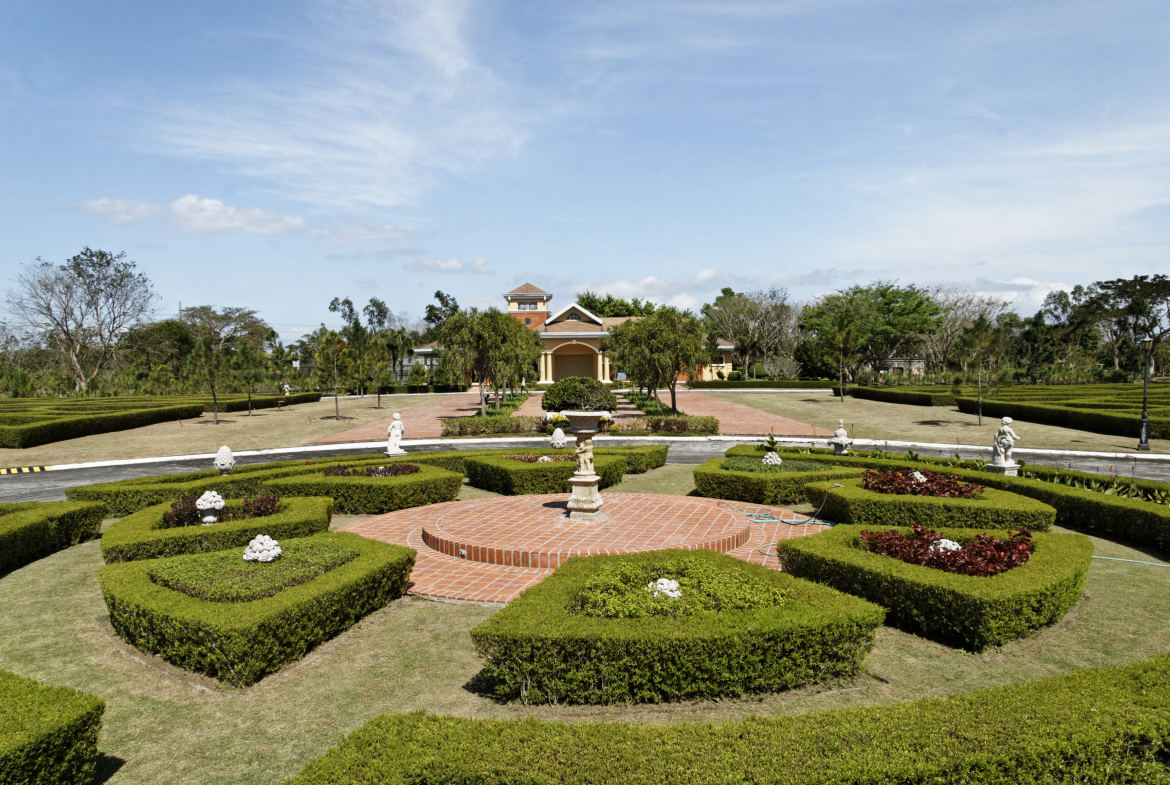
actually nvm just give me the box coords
[161,494,280,528]
[100,532,415,686]
[778,524,1092,649]
[470,549,884,704]
[861,467,983,498]
[692,456,865,505]
[805,478,1056,532]
[861,524,1033,577]
[101,496,334,563]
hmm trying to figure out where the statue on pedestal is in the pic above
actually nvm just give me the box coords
[575,437,594,475]
[386,413,406,456]
[991,417,1019,466]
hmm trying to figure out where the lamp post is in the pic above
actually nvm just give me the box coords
[1139,335,1154,452]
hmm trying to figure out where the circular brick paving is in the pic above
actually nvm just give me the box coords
[342,493,829,605]
[420,494,751,569]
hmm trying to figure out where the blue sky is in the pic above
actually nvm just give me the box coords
[3,0,1168,341]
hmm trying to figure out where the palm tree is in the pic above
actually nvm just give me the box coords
[826,310,858,402]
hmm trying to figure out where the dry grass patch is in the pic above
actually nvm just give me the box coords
[710,392,1170,454]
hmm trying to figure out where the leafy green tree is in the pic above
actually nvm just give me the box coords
[315,330,349,420]
[603,307,704,413]
[182,305,270,351]
[541,377,618,412]
[958,315,1007,424]
[574,290,658,317]
[233,342,268,415]
[439,308,527,415]
[422,291,461,343]
[825,310,859,402]
[186,337,234,424]
[407,360,428,386]
[1013,313,1061,384]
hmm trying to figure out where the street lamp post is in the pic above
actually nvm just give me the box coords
[1138,335,1154,452]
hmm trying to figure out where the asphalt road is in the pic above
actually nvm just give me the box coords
[2,438,1167,504]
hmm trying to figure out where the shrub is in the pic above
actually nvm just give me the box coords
[0,669,106,785]
[956,396,1170,440]
[692,456,865,505]
[470,549,884,704]
[721,456,835,474]
[642,414,719,434]
[100,532,415,686]
[161,493,281,528]
[806,478,1056,532]
[441,415,542,437]
[540,376,618,412]
[861,524,1034,577]
[778,524,1092,649]
[686,379,842,390]
[321,463,419,478]
[0,501,107,575]
[0,403,205,449]
[463,454,627,495]
[101,496,334,563]
[282,653,1170,785]
[260,463,462,514]
[593,445,668,474]
[862,467,984,498]
[849,386,956,406]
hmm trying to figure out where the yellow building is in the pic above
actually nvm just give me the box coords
[414,284,735,384]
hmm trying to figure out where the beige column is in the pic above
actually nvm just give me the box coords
[602,355,610,382]
[596,352,603,380]
[540,353,550,383]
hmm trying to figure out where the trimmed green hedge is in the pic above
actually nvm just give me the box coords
[463,455,627,495]
[0,669,106,785]
[594,445,667,474]
[285,655,1170,785]
[101,496,334,563]
[850,386,956,406]
[685,380,839,389]
[0,501,107,575]
[806,478,1056,532]
[724,445,1170,552]
[957,397,1170,440]
[779,525,1093,649]
[0,403,205,448]
[100,532,415,686]
[260,463,462,514]
[692,456,865,505]
[470,549,884,704]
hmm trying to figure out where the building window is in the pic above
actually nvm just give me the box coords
[567,313,580,321]
[523,317,532,326]
[517,301,538,311]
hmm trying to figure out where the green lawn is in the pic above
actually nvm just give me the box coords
[0,470,1166,784]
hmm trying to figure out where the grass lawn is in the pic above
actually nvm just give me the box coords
[711,392,1170,454]
[0,508,1165,785]
[0,395,448,467]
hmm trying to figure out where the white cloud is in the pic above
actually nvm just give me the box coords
[969,277,1072,315]
[406,256,492,274]
[145,0,530,207]
[76,195,411,242]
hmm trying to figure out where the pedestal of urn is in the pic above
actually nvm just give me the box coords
[562,411,608,520]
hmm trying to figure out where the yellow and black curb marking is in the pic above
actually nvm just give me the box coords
[0,466,50,475]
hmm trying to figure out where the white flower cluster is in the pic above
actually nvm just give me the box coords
[646,578,682,599]
[214,445,235,474]
[537,456,552,463]
[196,491,226,525]
[243,535,282,563]
[762,452,783,466]
[910,470,928,483]
[932,538,962,553]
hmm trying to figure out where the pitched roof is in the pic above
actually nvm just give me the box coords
[506,283,549,295]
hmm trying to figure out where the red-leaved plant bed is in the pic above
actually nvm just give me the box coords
[321,463,420,478]
[861,468,984,499]
[162,495,282,528]
[860,524,1034,577]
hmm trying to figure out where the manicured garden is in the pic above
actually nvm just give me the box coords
[1,439,1168,783]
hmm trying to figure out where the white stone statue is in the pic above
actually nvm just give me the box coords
[762,451,783,466]
[575,437,595,475]
[386,413,406,456]
[537,455,552,463]
[932,538,962,553]
[646,578,682,599]
[214,445,235,475]
[991,417,1020,466]
[243,534,282,562]
[828,420,853,456]
[910,470,928,483]
[551,427,567,449]
[196,491,226,525]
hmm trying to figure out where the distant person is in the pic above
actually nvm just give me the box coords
[282,382,291,395]
[521,377,527,393]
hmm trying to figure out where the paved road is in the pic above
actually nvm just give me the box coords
[3,438,1167,504]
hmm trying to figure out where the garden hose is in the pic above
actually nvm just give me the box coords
[717,484,843,562]
[1090,556,1170,568]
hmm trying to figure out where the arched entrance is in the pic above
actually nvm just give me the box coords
[551,343,597,381]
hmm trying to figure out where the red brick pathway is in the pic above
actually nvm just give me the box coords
[342,493,828,604]
[313,394,485,444]
[676,393,831,437]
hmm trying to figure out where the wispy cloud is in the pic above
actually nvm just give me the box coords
[76,195,411,242]
[145,0,530,207]
[406,256,491,274]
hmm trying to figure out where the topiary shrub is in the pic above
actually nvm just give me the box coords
[0,501,107,575]
[470,549,884,704]
[778,524,1092,649]
[805,478,1056,532]
[692,456,865,505]
[0,669,106,785]
[463,454,627,495]
[540,376,618,412]
[260,463,462,514]
[100,532,415,686]
[101,496,334,563]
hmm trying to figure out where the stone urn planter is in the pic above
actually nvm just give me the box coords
[561,411,609,520]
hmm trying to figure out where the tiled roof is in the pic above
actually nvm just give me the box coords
[538,320,605,333]
[506,283,549,295]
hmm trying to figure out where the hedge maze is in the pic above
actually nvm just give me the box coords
[0,392,322,449]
